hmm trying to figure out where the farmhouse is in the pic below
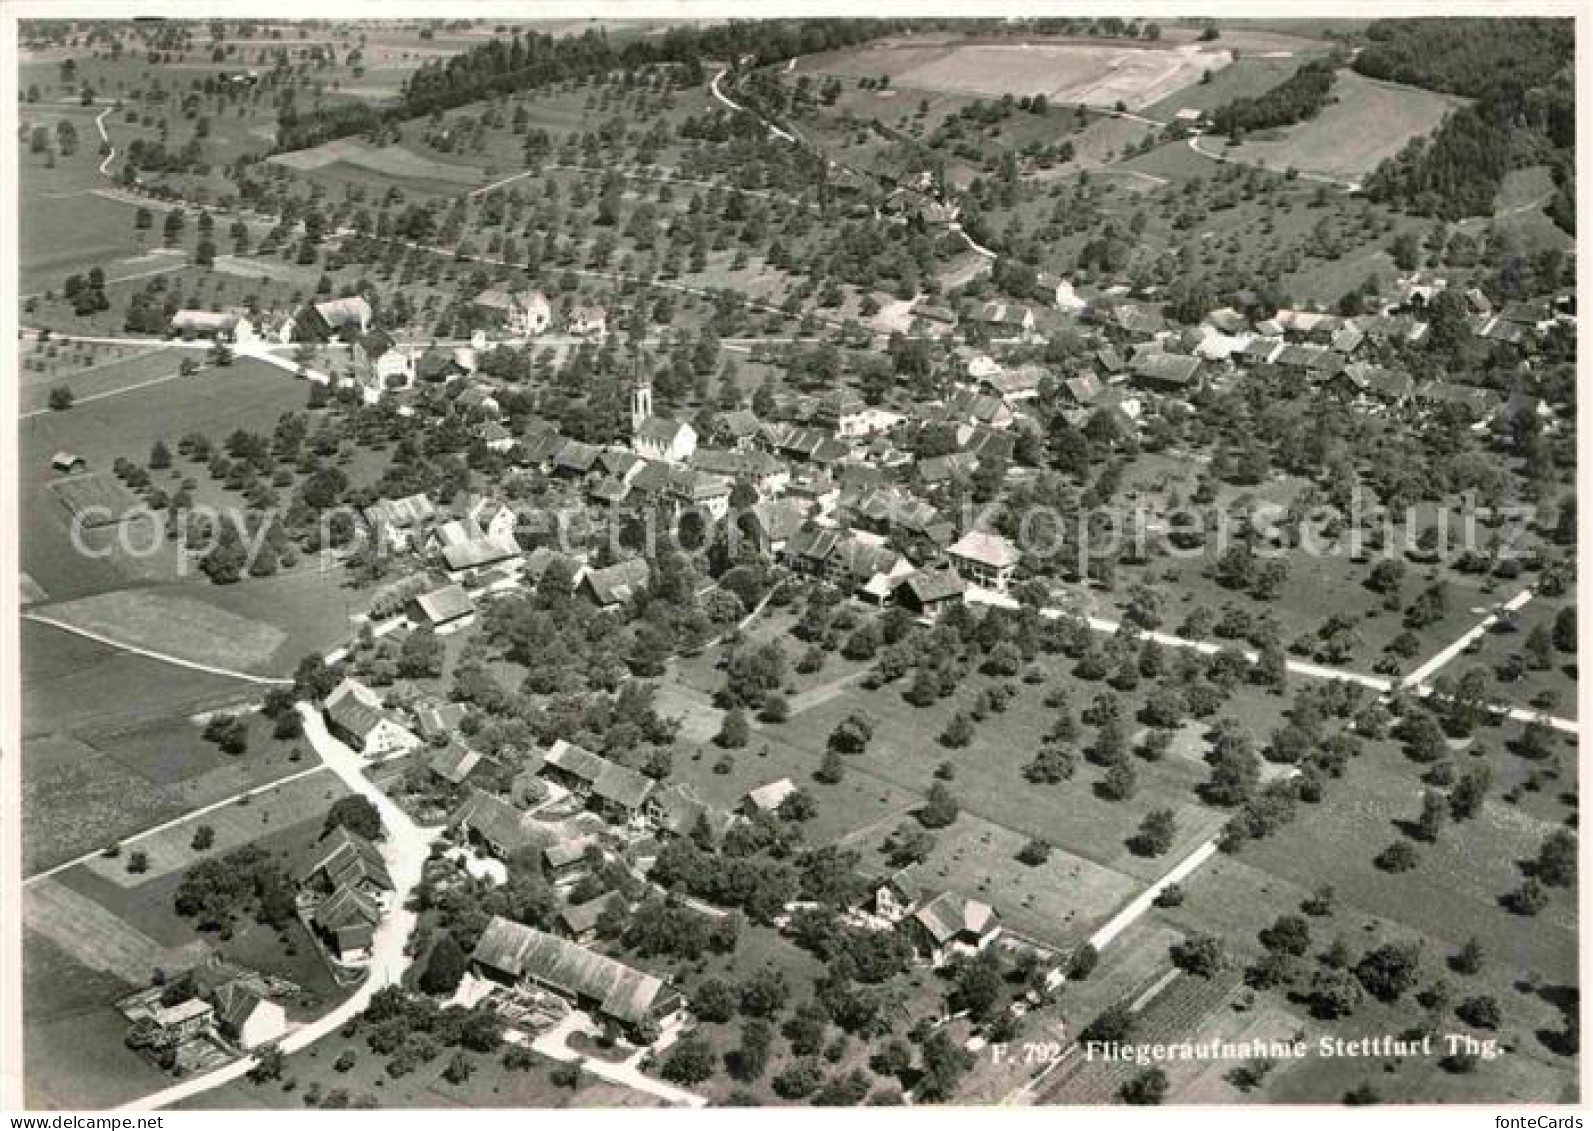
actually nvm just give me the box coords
[149,998,215,1041]
[471,916,684,1039]
[743,778,798,816]
[364,493,436,551]
[472,286,552,336]
[646,783,738,843]
[293,296,373,341]
[424,738,485,787]
[211,983,287,1050]
[324,679,420,757]
[440,536,522,578]
[295,825,394,903]
[896,567,967,621]
[904,891,1001,967]
[579,558,651,609]
[170,309,256,342]
[558,892,624,945]
[451,787,539,858]
[946,530,1020,593]
[310,883,383,963]
[406,582,476,630]
[353,330,414,395]
[1130,350,1203,392]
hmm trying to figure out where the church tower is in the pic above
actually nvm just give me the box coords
[631,378,653,434]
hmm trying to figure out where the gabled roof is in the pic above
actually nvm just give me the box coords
[366,493,435,529]
[296,825,393,891]
[947,530,1020,570]
[636,416,693,445]
[648,783,736,840]
[543,739,610,784]
[426,738,484,785]
[441,536,520,572]
[1130,351,1202,386]
[902,568,966,605]
[471,916,671,1025]
[580,558,650,606]
[745,778,797,812]
[591,762,655,810]
[552,439,602,473]
[212,982,271,1030]
[912,890,997,944]
[314,882,382,932]
[411,582,474,624]
[560,892,623,937]
[452,788,538,854]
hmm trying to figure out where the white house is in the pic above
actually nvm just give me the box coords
[472,286,552,337]
[213,984,287,1050]
[946,530,1021,593]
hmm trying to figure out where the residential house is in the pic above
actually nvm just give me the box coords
[709,408,764,450]
[873,864,928,923]
[406,582,476,631]
[1129,350,1203,393]
[212,983,287,1050]
[425,738,484,787]
[310,884,383,963]
[903,891,1001,966]
[170,309,256,342]
[742,778,798,817]
[294,296,372,342]
[579,558,651,609]
[364,493,436,552]
[472,287,552,336]
[295,825,395,906]
[413,701,468,743]
[149,999,215,1041]
[451,788,539,858]
[566,304,608,337]
[738,497,808,557]
[440,536,522,578]
[812,389,871,438]
[946,530,1020,593]
[324,680,420,757]
[896,567,966,621]
[470,916,685,1039]
[543,841,592,886]
[646,783,737,844]
[558,892,623,945]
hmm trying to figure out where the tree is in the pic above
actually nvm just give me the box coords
[48,385,75,411]
[191,825,216,852]
[1452,937,1485,976]
[1413,790,1448,842]
[731,1017,773,1080]
[1535,829,1577,887]
[1259,915,1311,957]
[247,1045,285,1084]
[1099,760,1137,801]
[325,796,383,841]
[717,707,750,749]
[1450,764,1492,822]
[1018,838,1051,866]
[1170,933,1224,978]
[419,933,468,995]
[660,1035,716,1084]
[915,1031,973,1103]
[1130,808,1176,856]
[1553,606,1576,653]
[919,781,959,829]
[1375,840,1418,873]
[1457,995,1501,1030]
[1121,1068,1167,1105]
[1356,942,1422,1002]
[816,749,845,785]
[939,712,974,749]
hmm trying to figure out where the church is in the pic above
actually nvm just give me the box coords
[629,379,697,464]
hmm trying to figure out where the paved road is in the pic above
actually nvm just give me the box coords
[121,707,441,1111]
[530,1013,707,1107]
[1400,588,1534,689]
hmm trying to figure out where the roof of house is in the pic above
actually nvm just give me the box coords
[471,916,671,1025]
[912,890,998,945]
[154,998,215,1026]
[1130,351,1202,386]
[648,783,736,840]
[441,536,520,572]
[745,778,797,812]
[559,892,622,937]
[413,701,468,740]
[314,883,382,932]
[426,738,484,786]
[745,498,808,543]
[591,762,655,811]
[313,296,372,329]
[714,409,763,438]
[543,739,610,784]
[947,530,1021,570]
[295,825,394,891]
[635,416,694,445]
[580,559,651,606]
[411,583,475,625]
[212,982,272,1030]
[452,787,540,853]
[473,286,549,312]
[902,568,966,605]
[552,439,602,473]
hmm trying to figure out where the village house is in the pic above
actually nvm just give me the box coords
[170,309,256,343]
[645,782,738,844]
[566,303,609,337]
[633,415,699,465]
[903,890,1002,967]
[742,778,798,817]
[472,286,552,336]
[946,530,1021,592]
[295,824,395,907]
[148,998,215,1042]
[543,840,592,886]
[425,737,485,787]
[363,492,436,552]
[352,330,415,398]
[558,892,624,945]
[708,408,764,450]
[578,558,651,610]
[288,295,373,342]
[211,983,287,1050]
[872,863,928,923]
[309,884,384,964]
[895,567,966,621]
[440,535,522,580]
[1129,349,1204,393]
[406,582,476,632]
[323,678,421,757]
[451,787,540,858]
[812,389,871,438]
[471,916,685,1040]
[738,497,809,557]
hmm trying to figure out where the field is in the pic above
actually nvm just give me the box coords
[21,621,320,874]
[19,341,190,416]
[18,357,309,601]
[269,137,487,190]
[40,588,290,675]
[796,35,1236,110]
[1220,70,1465,183]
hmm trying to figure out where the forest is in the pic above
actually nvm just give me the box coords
[275,20,909,153]
[1210,59,1338,139]
[1359,17,1574,226]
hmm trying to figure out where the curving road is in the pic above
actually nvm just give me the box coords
[120,706,441,1111]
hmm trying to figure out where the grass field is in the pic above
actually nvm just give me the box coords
[1223,70,1464,183]
[41,588,290,674]
[19,341,188,415]
[22,928,168,1110]
[796,35,1235,111]
[18,357,308,602]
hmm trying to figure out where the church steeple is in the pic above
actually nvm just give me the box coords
[631,377,653,434]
